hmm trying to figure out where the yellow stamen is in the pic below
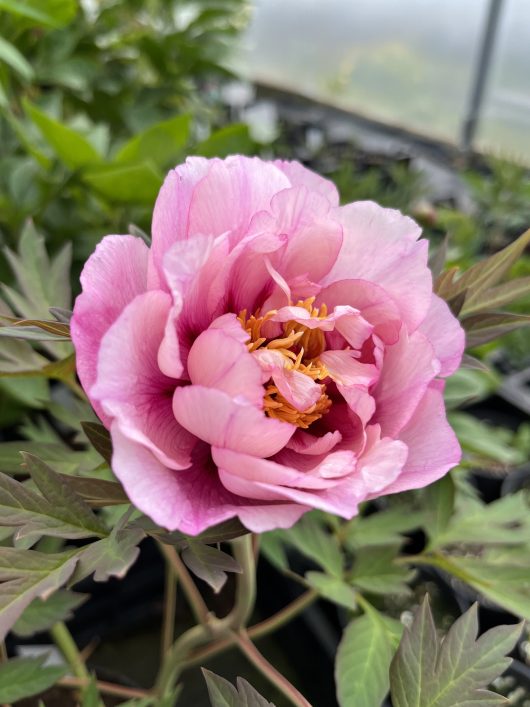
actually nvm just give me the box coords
[238,299,332,429]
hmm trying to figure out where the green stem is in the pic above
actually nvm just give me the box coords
[227,534,257,629]
[234,630,312,707]
[50,622,91,690]
[184,589,319,668]
[158,543,210,627]
[161,560,178,655]
[155,623,211,699]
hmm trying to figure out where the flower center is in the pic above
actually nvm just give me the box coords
[238,298,332,429]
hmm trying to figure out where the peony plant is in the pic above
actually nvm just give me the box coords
[0,156,529,706]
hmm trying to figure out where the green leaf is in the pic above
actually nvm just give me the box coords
[449,412,525,466]
[0,37,34,81]
[81,421,113,465]
[461,275,530,316]
[196,124,254,158]
[12,589,87,637]
[83,162,163,204]
[423,475,455,548]
[0,655,66,702]
[202,669,276,707]
[181,543,241,593]
[72,527,144,583]
[285,514,343,577]
[430,493,530,550]
[444,368,497,409]
[390,597,521,707]
[344,507,425,549]
[305,572,357,610]
[259,532,289,572]
[336,609,402,707]
[63,476,128,508]
[350,545,413,596]
[24,101,102,170]
[0,547,78,640]
[115,114,190,168]
[462,312,530,347]
[0,0,76,27]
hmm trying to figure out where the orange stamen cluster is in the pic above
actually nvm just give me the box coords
[238,298,331,429]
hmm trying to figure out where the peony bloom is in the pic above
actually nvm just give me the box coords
[72,156,464,535]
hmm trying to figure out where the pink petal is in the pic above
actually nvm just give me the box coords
[188,156,290,246]
[418,294,465,377]
[150,157,211,282]
[317,279,402,344]
[372,328,440,437]
[272,366,322,412]
[357,426,408,496]
[172,386,295,457]
[382,382,461,494]
[71,235,148,425]
[273,160,340,206]
[320,350,379,386]
[286,430,342,455]
[91,290,194,469]
[187,321,264,407]
[337,385,376,426]
[323,202,431,331]
[111,431,307,534]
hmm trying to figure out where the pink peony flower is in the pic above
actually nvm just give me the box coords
[72,156,464,535]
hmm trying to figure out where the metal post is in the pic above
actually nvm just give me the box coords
[460,0,505,153]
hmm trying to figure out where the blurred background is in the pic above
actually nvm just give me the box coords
[0,1,529,704]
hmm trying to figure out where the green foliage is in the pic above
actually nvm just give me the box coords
[12,588,86,636]
[0,654,67,702]
[389,597,521,707]
[336,607,402,707]
[181,542,242,593]
[203,669,276,707]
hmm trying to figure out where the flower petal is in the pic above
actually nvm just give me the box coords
[273,160,340,206]
[71,235,149,425]
[91,290,194,469]
[418,294,465,377]
[172,386,295,457]
[324,201,431,331]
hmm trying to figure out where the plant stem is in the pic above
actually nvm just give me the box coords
[227,534,256,629]
[184,588,319,667]
[158,543,210,627]
[58,676,151,700]
[50,622,91,682]
[155,623,211,698]
[233,630,312,707]
[161,559,178,655]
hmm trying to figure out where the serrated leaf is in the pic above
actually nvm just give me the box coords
[0,654,66,702]
[115,114,190,168]
[430,493,530,550]
[0,547,78,640]
[305,571,357,609]
[12,589,87,637]
[350,545,413,596]
[24,100,102,170]
[284,514,343,577]
[336,608,402,707]
[81,421,112,465]
[390,597,520,707]
[449,412,525,466]
[344,507,425,550]
[181,543,241,593]
[71,528,144,583]
[202,669,276,707]
[8,453,109,542]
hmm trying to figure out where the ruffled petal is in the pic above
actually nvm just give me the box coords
[71,235,149,425]
[418,294,465,377]
[372,328,440,437]
[91,290,194,469]
[324,202,431,331]
[273,159,340,206]
[382,382,461,494]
